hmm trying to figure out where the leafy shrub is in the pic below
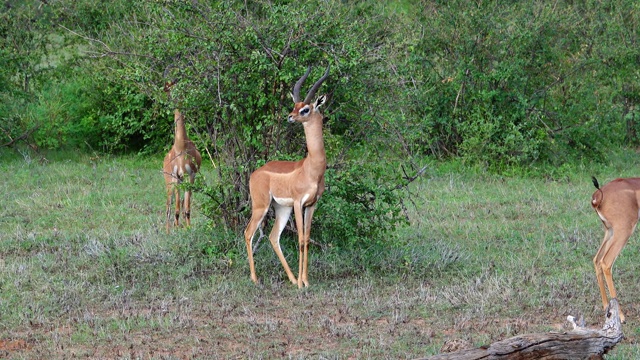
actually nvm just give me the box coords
[314,162,408,249]
[398,0,640,169]
[95,82,158,153]
[26,76,102,150]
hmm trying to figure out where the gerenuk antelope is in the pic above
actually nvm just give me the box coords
[591,176,640,323]
[244,65,330,288]
[163,81,202,233]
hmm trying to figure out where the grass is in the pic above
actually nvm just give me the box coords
[2,147,640,358]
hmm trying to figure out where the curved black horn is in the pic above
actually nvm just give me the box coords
[303,64,330,104]
[292,66,312,103]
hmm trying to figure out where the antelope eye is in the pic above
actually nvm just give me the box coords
[300,107,310,115]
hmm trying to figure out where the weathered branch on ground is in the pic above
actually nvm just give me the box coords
[0,125,39,148]
[420,299,623,360]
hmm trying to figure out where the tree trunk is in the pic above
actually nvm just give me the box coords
[420,299,623,360]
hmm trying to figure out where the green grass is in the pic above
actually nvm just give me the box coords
[2,147,640,358]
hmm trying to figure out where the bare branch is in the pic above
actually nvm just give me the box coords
[395,164,428,190]
[0,125,39,148]
[59,24,159,61]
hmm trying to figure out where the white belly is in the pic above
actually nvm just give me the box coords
[272,193,314,208]
[273,196,294,207]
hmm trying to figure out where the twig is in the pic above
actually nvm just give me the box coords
[453,69,470,114]
[394,164,428,190]
[59,25,158,60]
[0,125,39,147]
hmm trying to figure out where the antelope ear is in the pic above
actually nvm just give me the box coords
[290,92,296,103]
[314,94,327,109]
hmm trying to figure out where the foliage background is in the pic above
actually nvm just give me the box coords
[1,0,640,246]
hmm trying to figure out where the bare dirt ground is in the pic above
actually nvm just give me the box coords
[2,280,634,359]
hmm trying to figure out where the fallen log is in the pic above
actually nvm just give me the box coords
[420,299,623,360]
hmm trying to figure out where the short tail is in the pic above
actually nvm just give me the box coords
[591,176,603,208]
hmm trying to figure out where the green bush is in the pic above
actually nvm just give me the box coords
[399,0,640,167]
[94,82,158,153]
[315,162,408,249]
[26,76,99,149]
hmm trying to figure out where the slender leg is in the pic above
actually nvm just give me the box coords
[593,228,613,311]
[174,186,181,227]
[270,203,297,285]
[165,184,173,233]
[300,205,316,287]
[184,168,196,228]
[184,189,192,227]
[601,224,634,323]
[293,202,306,288]
[244,205,269,284]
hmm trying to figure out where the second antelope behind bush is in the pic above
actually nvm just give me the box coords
[163,81,202,233]
[244,65,330,288]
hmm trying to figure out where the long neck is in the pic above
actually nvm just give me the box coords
[173,109,187,151]
[302,115,326,173]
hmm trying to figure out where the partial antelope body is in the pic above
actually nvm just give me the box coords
[591,176,640,323]
[244,65,330,288]
[163,87,202,233]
